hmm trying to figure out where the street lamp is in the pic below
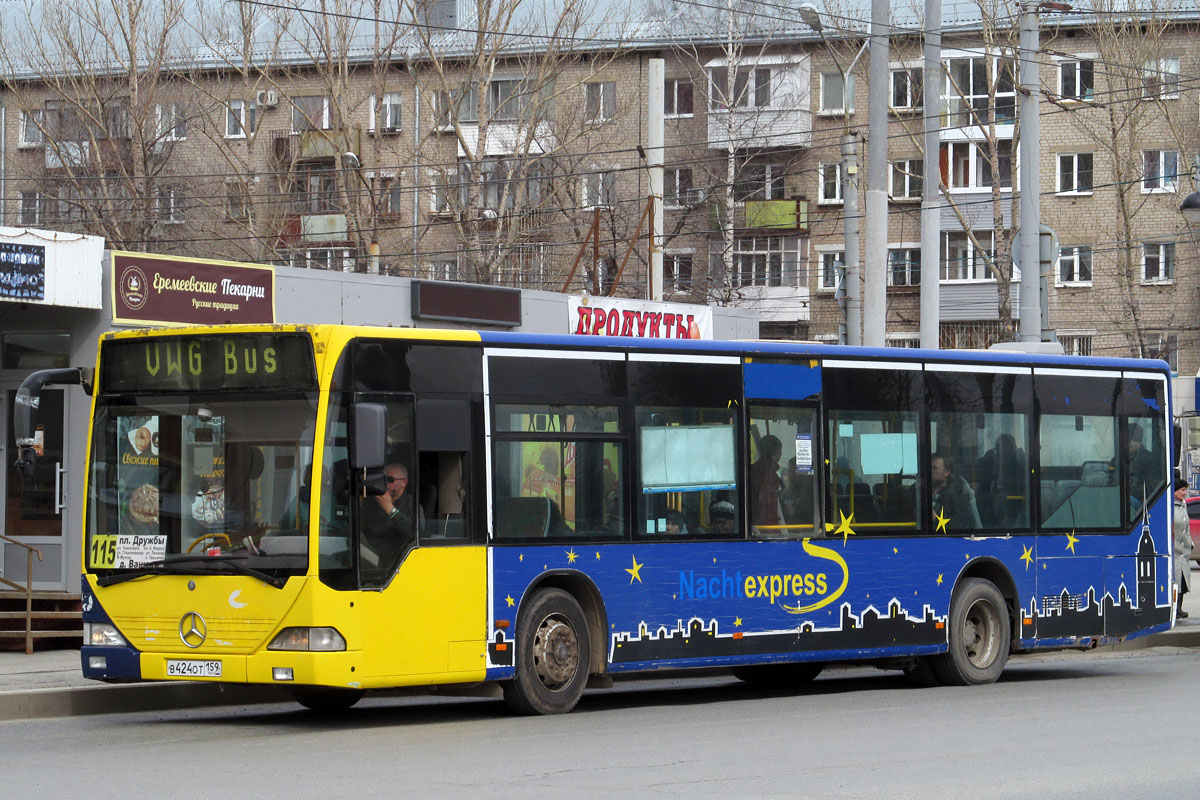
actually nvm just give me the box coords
[340,151,381,274]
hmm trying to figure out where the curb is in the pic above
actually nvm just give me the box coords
[0,681,289,723]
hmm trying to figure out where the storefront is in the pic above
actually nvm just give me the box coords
[0,238,756,593]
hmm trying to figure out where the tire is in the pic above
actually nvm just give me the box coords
[732,662,823,688]
[933,578,1011,686]
[291,687,364,713]
[503,588,591,715]
[902,657,942,688]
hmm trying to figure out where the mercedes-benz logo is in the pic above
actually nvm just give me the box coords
[179,612,207,648]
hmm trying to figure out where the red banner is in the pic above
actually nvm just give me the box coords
[111,251,275,326]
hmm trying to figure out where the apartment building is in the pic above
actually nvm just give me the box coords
[0,2,1195,370]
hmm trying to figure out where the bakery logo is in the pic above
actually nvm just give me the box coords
[119,265,149,310]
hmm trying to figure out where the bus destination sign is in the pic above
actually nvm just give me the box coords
[101,334,317,393]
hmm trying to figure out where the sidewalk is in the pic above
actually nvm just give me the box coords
[3,584,1199,722]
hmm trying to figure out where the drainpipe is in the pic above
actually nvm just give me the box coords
[1,102,7,226]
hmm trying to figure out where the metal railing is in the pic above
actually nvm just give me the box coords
[0,534,44,655]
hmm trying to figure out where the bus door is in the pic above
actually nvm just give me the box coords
[743,359,823,542]
[3,385,67,589]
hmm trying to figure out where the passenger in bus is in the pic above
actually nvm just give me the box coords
[750,434,785,526]
[976,434,1027,527]
[707,500,736,534]
[781,458,814,525]
[665,509,688,535]
[360,462,418,565]
[931,454,977,530]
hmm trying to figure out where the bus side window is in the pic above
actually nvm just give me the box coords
[748,404,817,539]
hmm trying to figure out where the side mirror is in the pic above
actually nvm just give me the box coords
[351,403,387,496]
[1174,422,1183,470]
[14,367,90,481]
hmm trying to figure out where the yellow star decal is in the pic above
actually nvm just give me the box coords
[934,508,950,534]
[1065,530,1079,554]
[566,549,578,564]
[518,554,524,562]
[826,509,856,545]
[893,546,899,554]
[595,551,601,560]
[505,595,515,607]
[733,617,743,627]
[936,574,943,585]
[626,555,644,584]
[1020,544,1034,570]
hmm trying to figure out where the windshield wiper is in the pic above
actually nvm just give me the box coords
[96,554,287,588]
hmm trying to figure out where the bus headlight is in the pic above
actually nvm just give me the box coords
[84,622,128,647]
[267,627,346,652]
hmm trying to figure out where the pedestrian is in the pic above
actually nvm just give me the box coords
[1173,474,1192,618]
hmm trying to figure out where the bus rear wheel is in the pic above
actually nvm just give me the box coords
[934,578,1010,686]
[503,588,591,715]
[291,687,364,713]
[732,662,823,688]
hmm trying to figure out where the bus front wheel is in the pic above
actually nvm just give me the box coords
[934,578,1011,686]
[503,589,591,715]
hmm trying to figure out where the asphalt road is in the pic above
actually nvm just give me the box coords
[3,648,1196,799]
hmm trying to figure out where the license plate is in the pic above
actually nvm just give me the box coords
[166,659,222,678]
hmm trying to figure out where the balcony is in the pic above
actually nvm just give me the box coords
[710,198,809,233]
[269,127,363,164]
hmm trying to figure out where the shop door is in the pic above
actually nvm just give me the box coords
[2,387,67,589]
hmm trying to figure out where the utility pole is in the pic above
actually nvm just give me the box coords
[862,0,889,347]
[647,58,665,301]
[1017,2,1042,342]
[920,0,942,349]
[841,133,862,345]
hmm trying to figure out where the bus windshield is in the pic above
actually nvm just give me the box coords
[85,391,320,582]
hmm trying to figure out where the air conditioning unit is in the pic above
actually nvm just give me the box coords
[255,89,279,108]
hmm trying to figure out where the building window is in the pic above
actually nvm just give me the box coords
[939,321,1006,350]
[371,92,402,132]
[665,79,694,117]
[944,56,1015,126]
[225,181,250,221]
[1142,242,1174,282]
[225,99,255,138]
[890,158,922,200]
[709,66,772,110]
[381,176,403,216]
[942,231,994,281]
[155,102,187,141]
[1057,245,1092,285]
[1059,58,1094,101]
[1142,150,1178,192]
[18,110,43,147]
[292,96,330,132]
[886,334,920,348]
[819,71,852,114]
[941,140,1013,191]
[817,249,843,291]
[1149,332,1179,371]
[307,248,354,271]
[433,89,478,127]
[158,186,185,224]
[1057,152,1092,194]
[1057,332,1093,357]
[489,79,531,121]
[888,247,921,287]
[583,170,616,208]
[733,237,795,287]
[664,252,693,293]
[18,190,42,226]
[664,167,695,207]
[736,163,785,201]
[1142,57,1180,99]
[428,260,461,281]
[585,81,616,122]
[890,67,922,110]
[818,162,842,205]
[290,165,341,214]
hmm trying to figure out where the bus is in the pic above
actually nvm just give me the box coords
[14,324,1178,714]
